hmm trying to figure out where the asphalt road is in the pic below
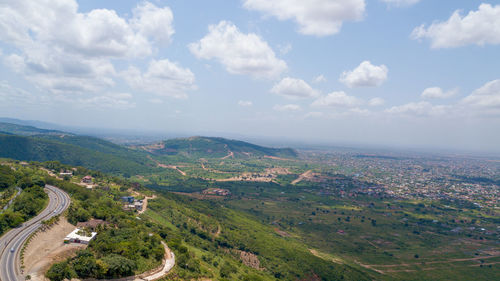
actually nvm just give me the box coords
[0,185,70,281]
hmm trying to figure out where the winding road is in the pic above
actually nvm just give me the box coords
[0,185,70,281]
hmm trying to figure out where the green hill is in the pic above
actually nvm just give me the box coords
[144,136,298,159]
[0,134,153,175]
[0,122,69,136]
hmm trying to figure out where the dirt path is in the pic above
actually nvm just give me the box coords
[138,194,156,215]
[148,156,187,176]
[220,144,234,160]
[214,224,221,238]
[221,151,234,160]
[200,162,230,174]
[141,242,175,281]
[291,170,313,185]
[130,190,157,215]
[1,186,21,212]
[264,155,296,161]
[309,249,343,264]
[24,217,86,281]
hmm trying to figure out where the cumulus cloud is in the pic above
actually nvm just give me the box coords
[385,101,450,116]
[243,0,365,36]
[238,100,253,107]
[273,104,302,112]
[4,50,116,95]
[0,80,48,105]
[0,1,153,58]
[385,80,500,118]
[122,59,196,99]
[461,79,500,113]
[411,3,500,48]
[421,87,457,99]
[0,0,178,97]
[189,21,287,79]
[131,1,175,46]
[381,0,420,7]
[311,91,361,107]
[271,77,319,99]
[340,61,388,88]
[368,97,385,106]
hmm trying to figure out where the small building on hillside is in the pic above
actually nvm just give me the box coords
[121,196,135,203]
[134,200,143,211]
[59,171,73,176]
[82,175,93,184]
[64,228,97,244]
[202,188,231,196]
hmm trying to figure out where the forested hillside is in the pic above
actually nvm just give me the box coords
[0,134,153,175]
[143,136,298,159]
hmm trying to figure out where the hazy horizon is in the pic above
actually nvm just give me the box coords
[1,1,499,153]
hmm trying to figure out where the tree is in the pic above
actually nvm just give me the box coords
[220,262,237,278]
[0,166,15,189]
[46,262,74,281]
[73,251,102,278]
[101,254,136,278]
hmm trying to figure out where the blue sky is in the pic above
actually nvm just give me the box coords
[1,0,499,152]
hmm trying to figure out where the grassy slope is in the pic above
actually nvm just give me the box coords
[145,191,373,280]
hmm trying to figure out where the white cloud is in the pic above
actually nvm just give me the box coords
[238,100,253,107]
[313,74,327,83]
[340,61,388,88]
[131,1,175,46]
[0,1,179,97]
[411,3,500,48]
[273,104,302,112]
[271,77,319,99]
[381,0,420,7]
[368,97,385,106]
[311,91,361,107]
[243,0,365,37]
[461,79,500,112]
[189,21,287,79]
[421,87,457,99]
[4,50,116,95]
[0,80,47,105]
[123,59,196,99]
[385,101,449,116]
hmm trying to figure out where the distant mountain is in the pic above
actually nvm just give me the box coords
[0,118,66,130]
[0,123,297,176]
[141,136,298,159]
[0,122,70,136]
[0,133,153,175]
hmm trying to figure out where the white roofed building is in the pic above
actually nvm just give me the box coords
[64,228,97,244]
